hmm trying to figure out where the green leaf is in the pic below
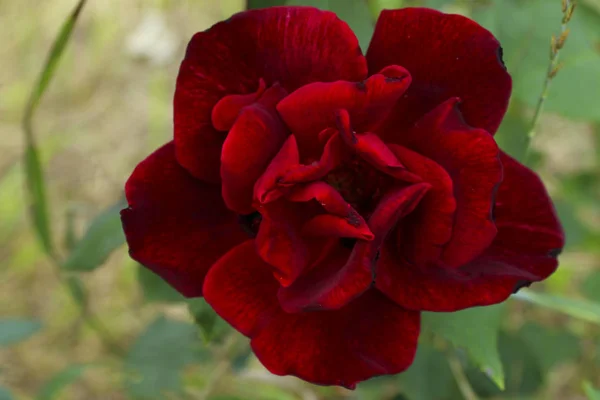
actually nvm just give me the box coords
[187,298,230,343]
[584,381,600,400]
[36,364,88,400]
[467,332,544,398]
[581,271,600,303]
[24,145,52,255]
[495,102,530,162]
[21,0,87,256]
[125,316,200,399]
[473,0,600,121]
[422,304,505,389]
[518,322,580,372]
[0,387,14,400]
[66,276,88,306]
[137,266,184,303]
[398,344,454,400]
[281,0,374,51]
[62,199,127,271]
[328,0,374,51]
[0,318,43,346]
[247,0,285,8]
[512,289,600,325]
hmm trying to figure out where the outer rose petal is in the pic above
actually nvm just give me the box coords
[394,98,502,267]
[174,7,367,181]
[203,241,420,389]
[367,7,511,136]
[121,142,247,297]
[376,152,564,311]
[221,85,289,214]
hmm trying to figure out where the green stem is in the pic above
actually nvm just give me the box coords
[447,351,480,400]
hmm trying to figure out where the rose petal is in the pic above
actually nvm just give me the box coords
[394,98,502,267]
[277,66,410,159]
[389,144,456,265]
[367,7,511,136]
[376,153,564,311]
[121,142,247,297]
[221,85,289,214]
[175,7,367,181]
[278,183,429,312]
[211,79,267,132]
[203,241,420,389]
[253,135,300,204]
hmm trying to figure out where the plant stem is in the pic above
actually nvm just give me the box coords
[525,0,577,163]
[447,351,480,400]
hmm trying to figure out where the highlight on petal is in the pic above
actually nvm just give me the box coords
[221,84,289,214]
[367,7,511,136]
[203,241,420,389]
[175,7,367,180]
[121,142,247,297]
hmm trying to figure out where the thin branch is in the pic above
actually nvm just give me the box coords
[447,351,480,400]
[525,0,577,162]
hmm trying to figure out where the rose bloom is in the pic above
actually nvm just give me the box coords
[121,6,564,388]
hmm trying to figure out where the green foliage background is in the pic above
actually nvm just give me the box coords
[0,0,599,399]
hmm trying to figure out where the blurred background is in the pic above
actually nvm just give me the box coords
[1,0,599,399]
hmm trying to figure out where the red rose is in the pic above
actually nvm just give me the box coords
[121,7,564,388]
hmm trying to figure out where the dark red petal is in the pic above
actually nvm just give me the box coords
[278,183,429,313]
[375,249,516,311]
[121,142,247,297]
[277,66,410,159]
[211,79,267,132]
[389,144,456,265]
[175,7,367,180]
[335,110,421,183]
[376,154,563,311]
[204,240,420,388]
[253,135,300,204]
[255,200,313,287]
[221,85,289,214]
[280,132,346,184]
[367,7,511,136]
[396,99,502,267]
[475,152,564,278]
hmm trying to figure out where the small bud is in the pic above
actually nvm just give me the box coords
[549,63,564,79]
[550,35,558,58]
[562,0,568,13]
[557,29,570,49]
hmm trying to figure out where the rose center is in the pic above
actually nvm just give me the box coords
[324,155,394,217]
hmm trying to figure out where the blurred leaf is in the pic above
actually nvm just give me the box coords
[513,289,600,325]
[554,199,587,248]
[36,364,88,400]
[280,0,374,50]
[473,0,600,121]
[0,319,42,346]
[137,266,184,303]
[422,304,505,389]
[246,0,284,8]
[518,322,580,372]
[21,0,87,256]
[467,332,544,398]
[66,276,88,306]
[584,381,600,400]
[328,0,374,51]
[0,387,14,400]
[187,298,230,343]
[62,199,127,272]
[24,146,52,255]
[125,316,200,399]
[398,344,454,400]
[63,206,77,251]
[581,271,600,302]
[495,102,530,162]
[367,0,405,19]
